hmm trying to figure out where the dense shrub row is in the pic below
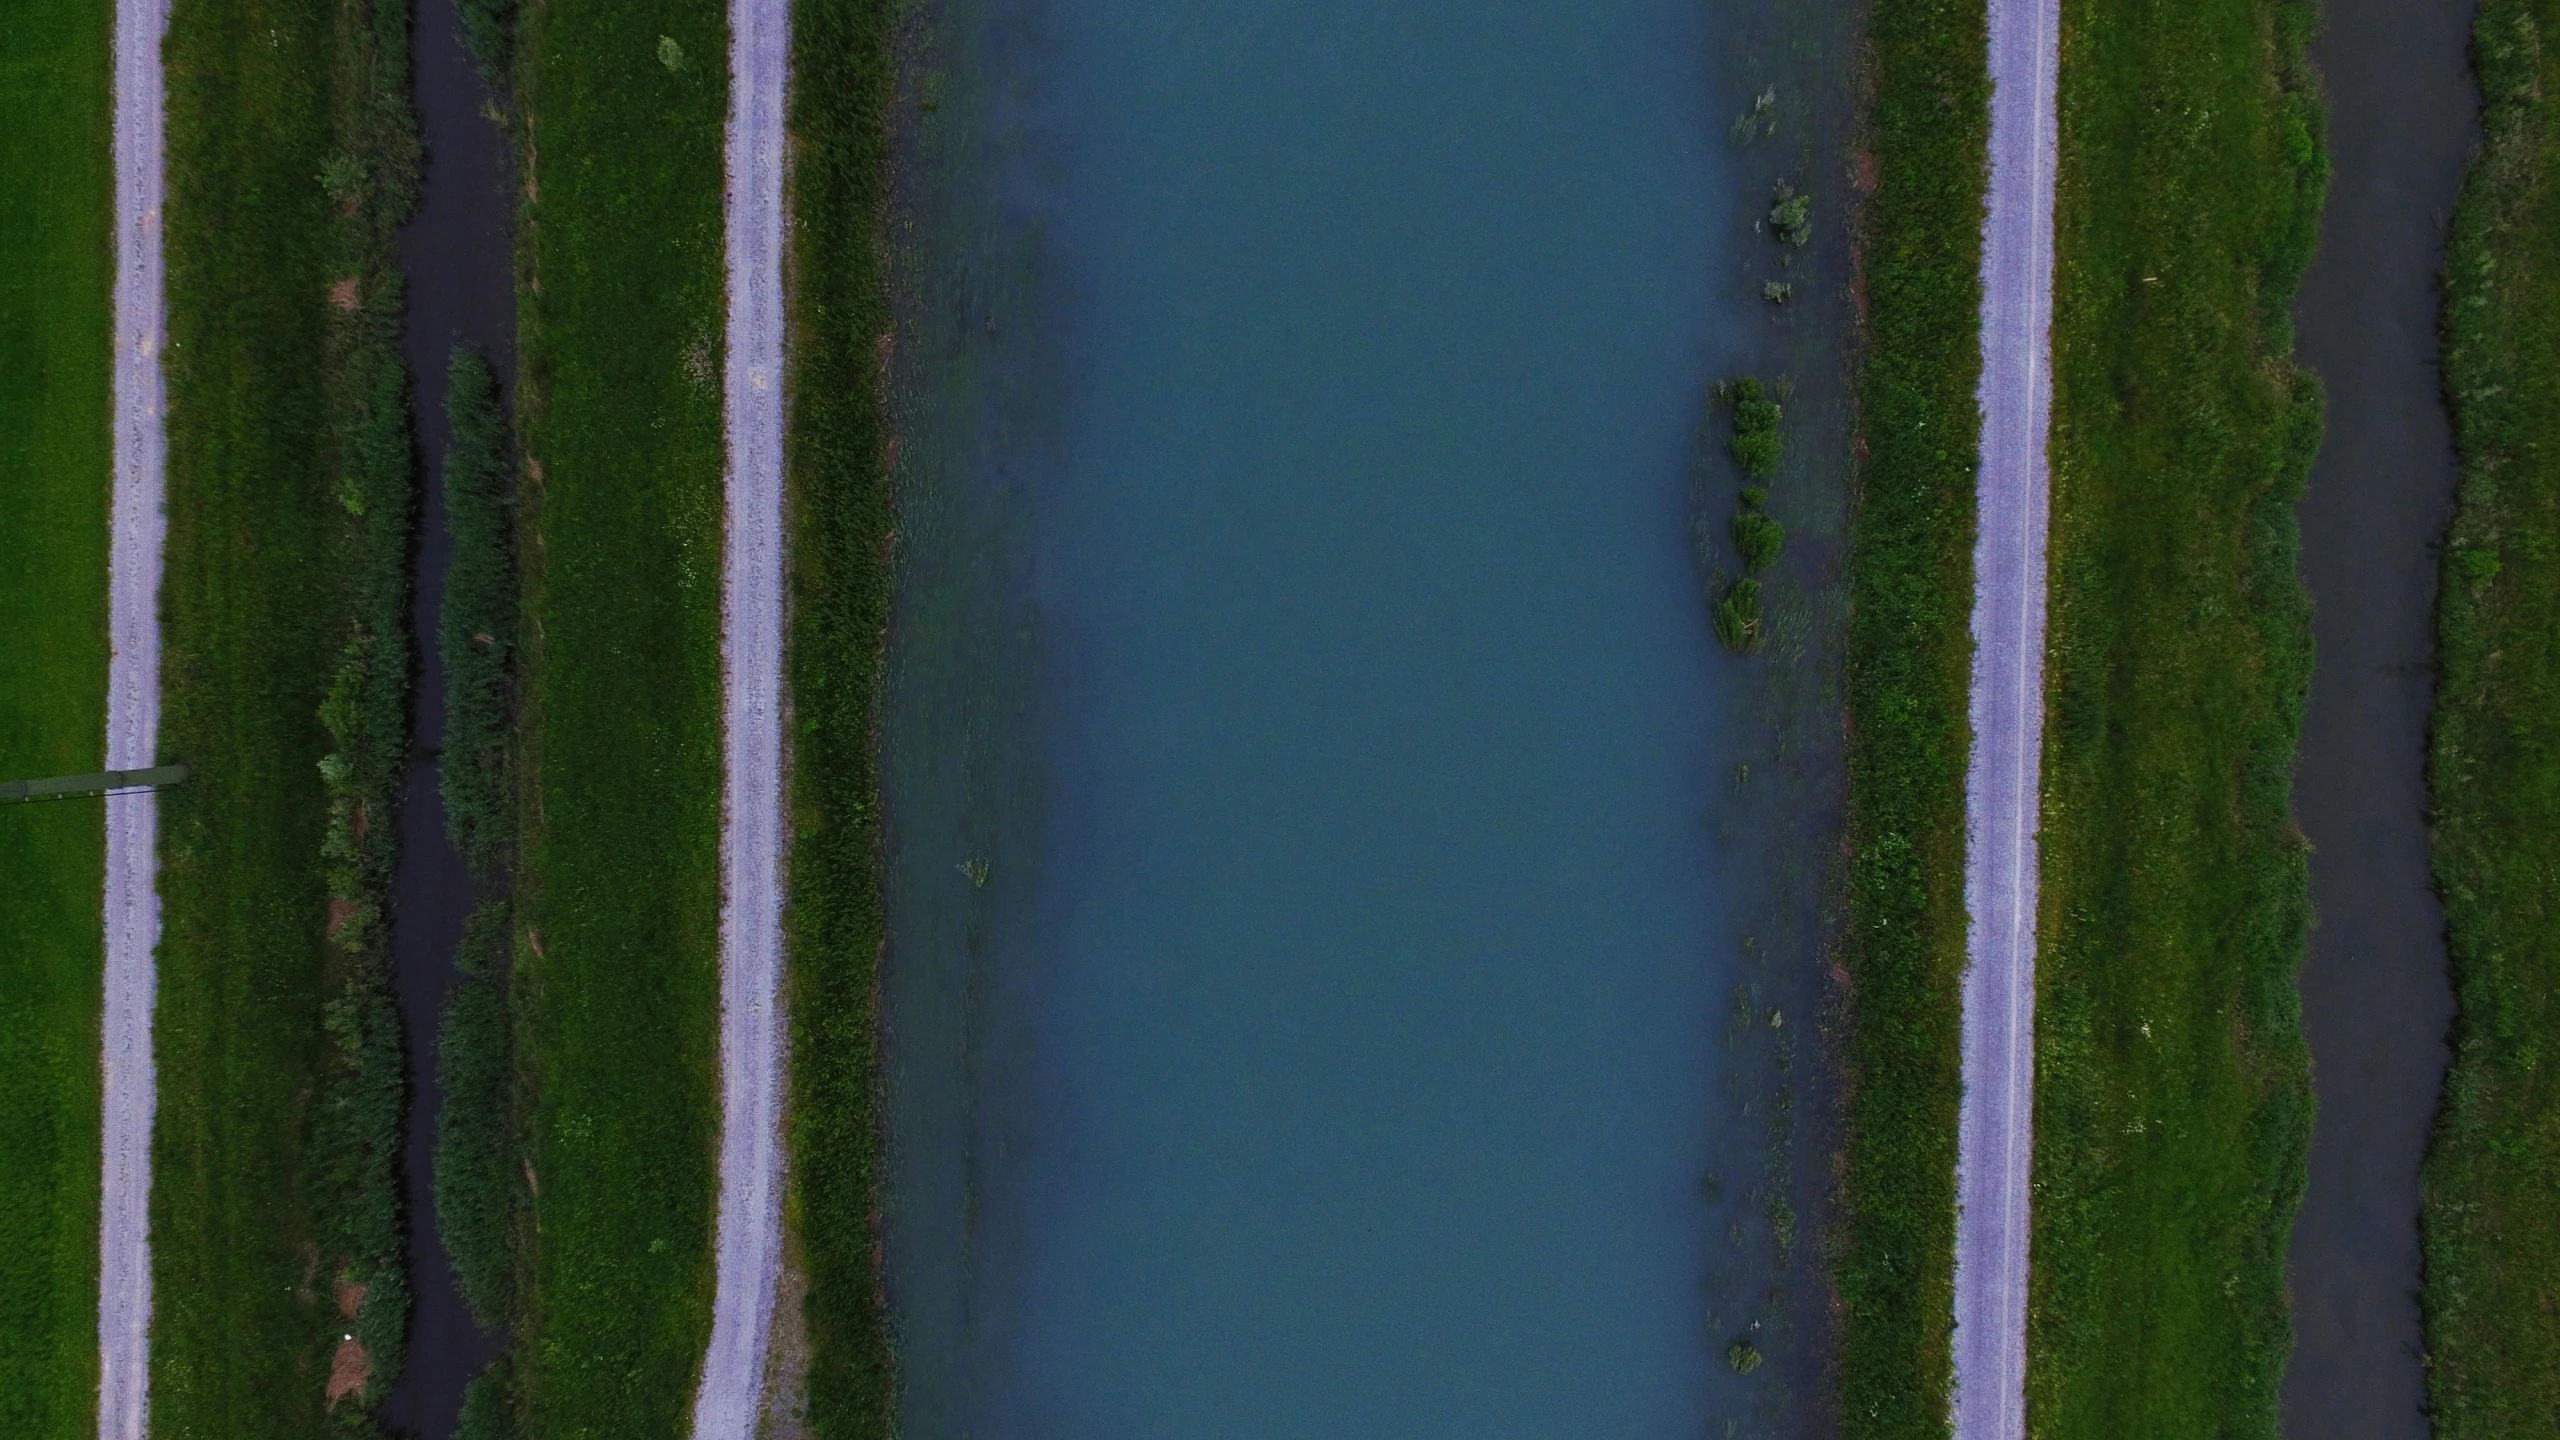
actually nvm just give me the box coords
[439,346,518,876]
[307,0,423,1428]
[433,900,522,1330]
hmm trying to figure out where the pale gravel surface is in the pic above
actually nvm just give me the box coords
[1952,0,2057,1431]
[692,0,790,1432]
[99,0,169,1434]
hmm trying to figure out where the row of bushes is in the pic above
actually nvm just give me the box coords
[1705,377,1787,653]
[2423,0,2560,1429]
[309,0,424,1429]
[440,346,518,875]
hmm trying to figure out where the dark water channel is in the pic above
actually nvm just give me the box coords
[2283,0,2475,1433]
[878,0,1859,1434]
[384,0,513,1432]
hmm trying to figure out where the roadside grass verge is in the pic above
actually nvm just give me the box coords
[511,0,727,1430]
[157,0,419,1430]
[2026,0,2324,1431]
[0,1,111,1432]
[2424,1,2560,1430]
[1837,0,1986,1430]
[786,0,897,1432]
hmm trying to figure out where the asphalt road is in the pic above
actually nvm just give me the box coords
[1952,0,2058,1431]
[99,0,169,1434]
[691,0,790,1432]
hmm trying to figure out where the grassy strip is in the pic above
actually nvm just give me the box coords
[511,0,727,1429]
[2025,0,2324,1430]
[2423,2,2560,1431]
[0,0,111,1432]
[156,0,420,1429]
[785,0,897,1432]
[1836,0,1987,1429]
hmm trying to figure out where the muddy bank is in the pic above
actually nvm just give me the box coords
[2283,0,2475,1432]
[381,0,515,1431]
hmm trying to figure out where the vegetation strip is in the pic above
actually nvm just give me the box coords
[1951,0,2055,1429]
[1838,0,1988,1428]
[782,0,899,1431]
[695,0,792,1430]
[0,0,111,1430]
[2024,0,2322,1428]
[154,0,421,1430]
[511,0,727,1425]
[2424,0,2560,1428]
[101,0,168,1430]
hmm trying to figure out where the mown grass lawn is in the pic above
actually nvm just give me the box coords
[2424,2,2560,1432]
[0,2,111,1434]
[513,0,727,1430]
[154,0,346,1432]
[2028,0,2325,1430]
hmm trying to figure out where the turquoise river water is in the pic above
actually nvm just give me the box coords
[878,0,1852,1434]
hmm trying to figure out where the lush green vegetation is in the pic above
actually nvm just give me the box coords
[1836,0,1986,1430]
[0,1,110,1432]
[786,0,899,1432]
[2423,1,2560,1430]
[2026,0,2324,1429]
[440,347,518,875]
[511,0,727,1428]
[435,901,523,1330]
[157,0,420,1430]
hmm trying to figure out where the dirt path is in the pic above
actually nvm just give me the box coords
[99,0,170,1435]
[1951,0,2057,1431]
[692,0,789,1432]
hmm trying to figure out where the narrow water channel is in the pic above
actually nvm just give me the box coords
[2283,0,2475,1433]
[880,0,1851,1433]
[383,0,514,1431]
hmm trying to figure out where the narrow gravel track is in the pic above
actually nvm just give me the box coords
[99,0,169,1435]
[692,0,790,1432]
[1952,0,2057,1431]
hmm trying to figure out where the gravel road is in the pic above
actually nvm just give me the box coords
[692,0,790,1433]
[1952,0,2057,1431]
[99,0,170,1434]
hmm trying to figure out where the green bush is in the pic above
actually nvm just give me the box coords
[1732,508,1785,572]
[434,901,522,1330]
[1728,377,1783,479]
[459,0,516,87]
[456,1359,518,1440]
[439,345,518,876]
[1713,578,1764,653]
[1769,182,1813,246]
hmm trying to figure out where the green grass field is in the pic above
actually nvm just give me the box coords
[784,0,896,1433]
[2026,0,2324,1430]
[155,0,345,1430]
[157,0,420,1429]
[2424,1,2560,1431]
[1836,0,1986,1433]
[512,0,728,1430]
[0,2,111,1435]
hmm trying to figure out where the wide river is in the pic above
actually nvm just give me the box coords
[881,0,1836,1433]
